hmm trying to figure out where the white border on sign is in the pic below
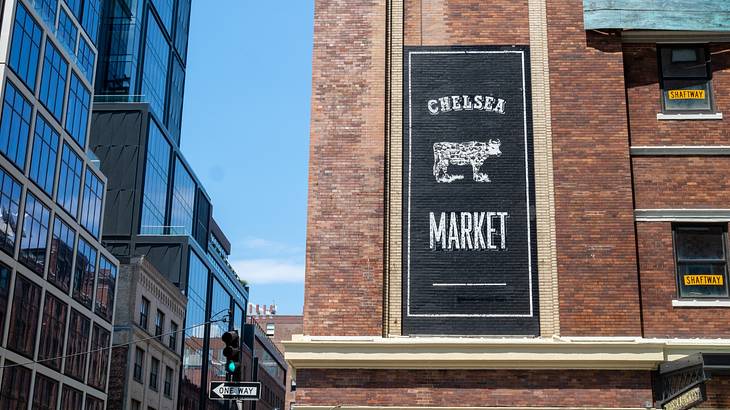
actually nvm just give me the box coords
[406,49,534,318]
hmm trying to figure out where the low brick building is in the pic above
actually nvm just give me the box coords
[285,1,730,409]
[107,257,187,410]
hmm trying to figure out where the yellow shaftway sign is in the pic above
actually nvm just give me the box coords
[683,275,724,286]
[668,89,706,100]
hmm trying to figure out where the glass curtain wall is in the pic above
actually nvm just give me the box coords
[181,250,207,410]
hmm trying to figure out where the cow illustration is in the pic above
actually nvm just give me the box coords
[432,139,501,183]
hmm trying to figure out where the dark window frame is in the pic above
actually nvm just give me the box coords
[133,347,145,383]
[657,44,716,114]
[140,296,150,331]
[149,356,160,391]
[673,223,730,299]
[155,309,164,341]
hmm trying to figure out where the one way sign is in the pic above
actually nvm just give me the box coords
[209,381,262,401]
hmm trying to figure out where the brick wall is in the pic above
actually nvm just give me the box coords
[624,43,730,146]
[636,222,730,338]
[633,157,730,209]
[546,1,642,335]
[703,375,730,408]
[404,0,529,46]
[304,0,386,336]
[106,345,129,410]
[296,369,653,407]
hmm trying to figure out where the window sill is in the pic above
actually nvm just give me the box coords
[657,112,723,120]
[672,299,730,308]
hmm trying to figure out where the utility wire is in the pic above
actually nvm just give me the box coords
[0,308,233,370]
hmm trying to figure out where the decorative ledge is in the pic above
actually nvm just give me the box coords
[635,209,730,222]
[631,146,730,156]
[657,113,723,120]
[285,336,730,372]
[672,299,730,308]
[284,335,665,370]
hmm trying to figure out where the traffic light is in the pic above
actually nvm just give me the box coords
[221,330,241,380]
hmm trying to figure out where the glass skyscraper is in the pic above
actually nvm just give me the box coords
[0,0,118,408]
[91,1,250,409]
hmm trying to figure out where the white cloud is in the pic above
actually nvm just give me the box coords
[232,259,305,284]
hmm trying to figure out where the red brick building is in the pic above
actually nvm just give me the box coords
[286,1,730,409]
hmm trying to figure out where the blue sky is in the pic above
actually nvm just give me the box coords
[181,1,314,314]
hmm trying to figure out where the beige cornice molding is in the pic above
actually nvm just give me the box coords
[284,335,730,371]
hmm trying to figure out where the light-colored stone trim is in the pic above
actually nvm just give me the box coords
[672,299,730,308]
[635,209,730,222]
[283,335,730,370]
[385,0,404,336]
[528,0,560,336]
[657,113,723,120]
[294,407,651,410]
[631,146,730,156]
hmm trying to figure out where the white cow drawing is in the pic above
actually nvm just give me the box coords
[432,139,501,183]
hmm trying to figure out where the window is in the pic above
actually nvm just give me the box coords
[85,395,104,410]
[38,293,68,370]
[140,121,170,235]
[57,8,78,55]
[141,12,169,120]
[64,0,81,20]
[33,0,58,27]
[155,309,165,341]
[659,46,714,113]
[164,366,173,397]
[0,263,11,339]
[170,159,195,235]
[65,308,90,380]
[49,216,75,292]
[149,357,160,390]
[57,143,83,216]
[140,296,150,330]
[88,324,110,391]
[0,81,32,170]
[82,0,102,44]
[32,373,59,410]
[266,323,275,337]
[167,58,185,144]
[169,321,178,352]
[19,193,51,275]
[151,0,173,33]
[0,167,21,255]
[193,190,210,249]
[9,4,42,91]
[80,168,103,237]
[174,0,191,61]
[77,36,95,82]
[66,72,91,147]
[7,274,41,357]
[131,400,141,410]
[674,225,730,299]
[95,256,116,322]
[0,362,32,407]
[133,347,145,382]
[29,114,60,196]
[73,237,96,307]
[39,40,68,121]
[60,384,83,410]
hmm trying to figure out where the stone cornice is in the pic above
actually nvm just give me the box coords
[285,336,730,370]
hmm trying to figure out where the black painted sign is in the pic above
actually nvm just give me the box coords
[402,46,539,335]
